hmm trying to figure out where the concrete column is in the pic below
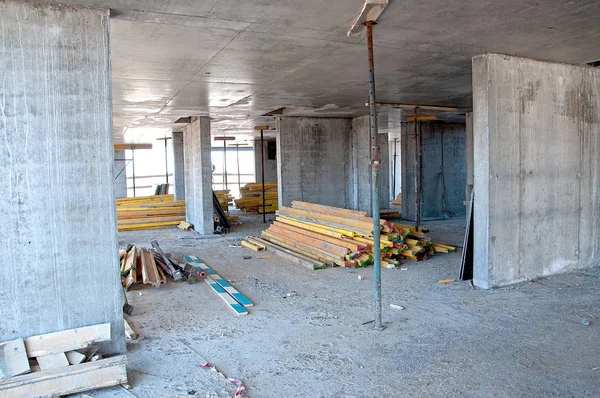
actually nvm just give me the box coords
[0,2,124,353]
[472,53,600,288]
[277,117,351,208]
[183,117,213,234]
[349,115,390,215]
[401,122,467,220]
[465,112,474,203]
[254,140,278,183]
[113,150,128,198]
[172,132,185,200]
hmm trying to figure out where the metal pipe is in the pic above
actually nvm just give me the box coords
[413,107,421,229]
[223,139,228,190]
[366,21,382,330]
[236,144,241,194]
[260,131,266,223]
[392,138,398,201]
[164,138,169,185]
[131,146,136,197]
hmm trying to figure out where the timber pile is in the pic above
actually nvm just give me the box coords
[215,190,234,210]
[235,182,278,213]
[116,194,186,231]
[120,246,167,290]
[0,323,127,397]
[242,201,455,270]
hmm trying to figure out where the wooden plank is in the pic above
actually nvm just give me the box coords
[241,240,263,251]
[140,248,161,287]
[24,323,111,358]
[249,238,326,270]
[268,225,350,256]
[0,339,29,380]
[36,353,69,371]
[184,256,253,308]
[0,355,127,397]
[65,351,86,366]
[182,256,248,316]
[272,222,367,252]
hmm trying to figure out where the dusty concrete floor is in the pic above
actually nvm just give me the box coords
[87,212,598,398]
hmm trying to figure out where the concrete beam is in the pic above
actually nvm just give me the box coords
[183,117,213,234]
[472,54,600,288]
[0,1,124,354]
[172,132,185,200]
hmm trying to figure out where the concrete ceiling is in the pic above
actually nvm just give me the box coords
[56,0,600,143]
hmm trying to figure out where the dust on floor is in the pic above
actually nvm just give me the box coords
[86,212,599,398]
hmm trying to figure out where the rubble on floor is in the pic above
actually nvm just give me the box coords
[116,194,186,231]
[235,182,278,213]
[0,323,127,397]
[242,201,456,269]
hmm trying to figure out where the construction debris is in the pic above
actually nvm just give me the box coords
[119,241,208,289]
[0,324,127,397]
[241,201,456,269]
[117,194,186,231]
[215,190,234,210]
[235,182,278,213]
[184,256,253,316]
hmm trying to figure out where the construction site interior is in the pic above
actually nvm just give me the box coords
[1,0,599,397]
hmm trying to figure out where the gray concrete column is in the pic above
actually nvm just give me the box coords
[465,112,473,204]
[472,53,600,288]
[401,122,467,220]
[277,117,351,208]
[172,132,185,200]
[254,140,278,183]
[349,115,390,215]
[113,150,128,198]
[183,117,213,234]
[0,1,124,354]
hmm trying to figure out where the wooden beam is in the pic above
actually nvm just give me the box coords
[366,102,459,112]
[407,115,437,121]
[114,143,153,150]
[23,324,111,358]
[254,125,269,131]
[0,355,127,397]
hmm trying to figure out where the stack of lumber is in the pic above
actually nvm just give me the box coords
[120,246,167,290]
[392,193,402,206]
[0,323,127,397]
[116,194,186,231]
[215,190,234,210]
[242,201,456,270]
[234,182,278,213]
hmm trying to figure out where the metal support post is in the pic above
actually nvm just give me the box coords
[366,21,382,330]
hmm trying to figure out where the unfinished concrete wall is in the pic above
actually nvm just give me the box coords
[401,123,467,220]
[349,115,390,214]
[254,140,278,183]
[183,117,213,234]
[472,54,600,288]
[0,2,124,353]
[277,117,351,208]
[114,150,128,198]
[173,132,185,200]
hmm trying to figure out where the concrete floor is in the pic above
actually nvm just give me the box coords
[86,212,598,397]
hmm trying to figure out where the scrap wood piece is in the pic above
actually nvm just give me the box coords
[241,240,263,251]
[123,319,138,340]
[65,351,86,366]
[184,256,253,308]
[177,221,193,230]
[200,362,245,398]
[24,323,111,358]
[0,338,30,380]
[0,355,127,398]
[36,353,69,371]
[140,248,162,287]
[438,279,456,284]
